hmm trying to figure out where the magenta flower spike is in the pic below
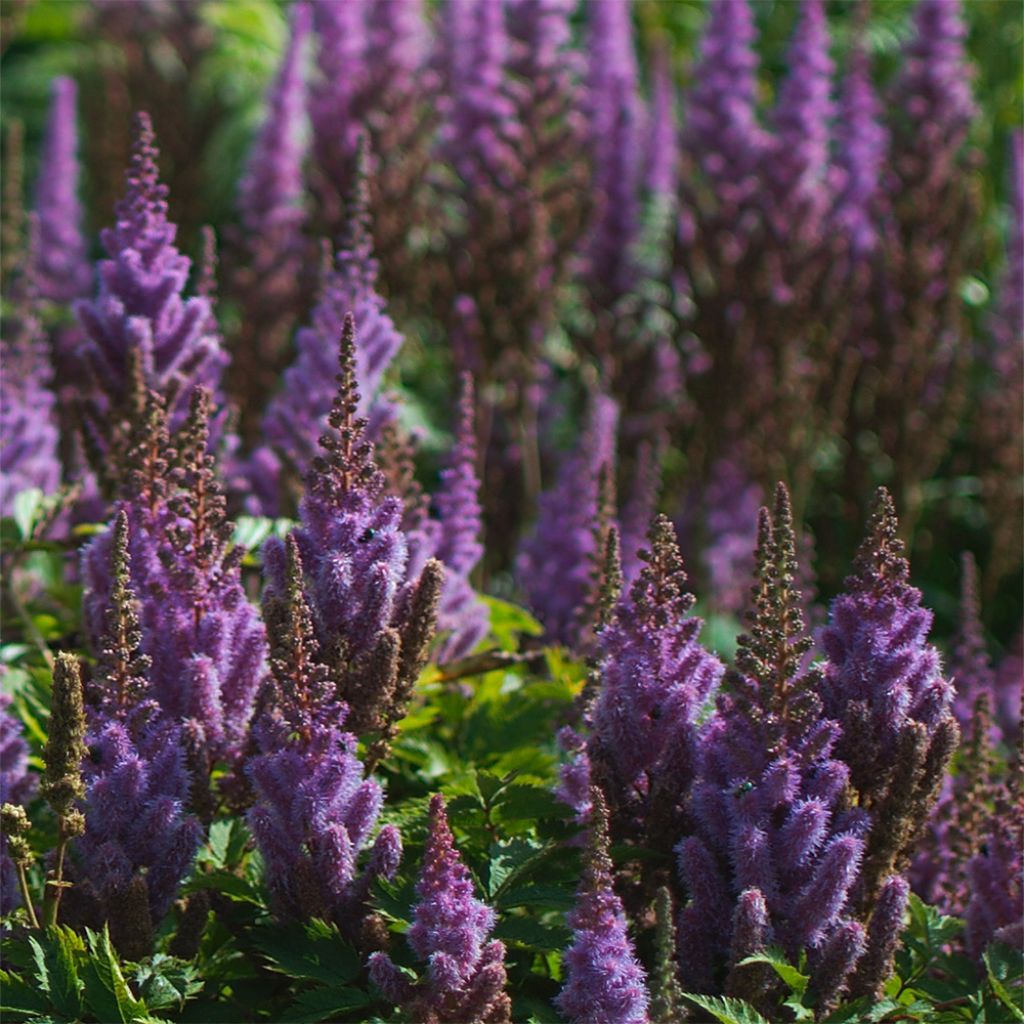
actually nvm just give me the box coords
[369,794,510,1023]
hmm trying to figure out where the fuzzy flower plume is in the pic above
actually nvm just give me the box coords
[588,514,723,845]
[584,0,642,308]
[0,689,36,914]
[249,535,400,929]
[684,0,767,204]
[69,512,202,957]
[767,0,834,235]
[832,44,887,260]
[75,113,225,489]
[433,374,489,662]
[0,249,60,516]
[369,794,510,1023]
[820,488,958,907]
[256,162,404,512]
[263,315,441,760]
[555,790,649,1024]
[677,485,867,1007]
[34,76,91,305]
[226,1,313,440]
[517,394,618,649]
[82,390,268,781]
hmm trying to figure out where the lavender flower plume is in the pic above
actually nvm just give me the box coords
[263,316,440,753]
[555,790,649,1024]
[81,390,268,777]
[832,44,887,260]
[0,254,60,516]
[249,534,400,930]
[433,374,489,662]
[820,488,957,903]
[74,113,225,482]
[257,165,404,511]
[848,874,910,1001]
[965,791,1024,959]
[893,0,977,160]
[950,553,1001,739]
[645,43,677,203]
[33,77,91,305]
[0,691,36,914]
[587,514,723,843]
[584,0,642,308]
[993,131,1024,351]
[517,394,619,648]
[677,485,867,1004]
[69,518,202,952]
[369,794,510,1024]
[618,439,662,585]
[237,3,310,242]
[767,0,834,234]
[684,0,768,203]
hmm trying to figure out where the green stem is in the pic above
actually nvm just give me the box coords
[41,819,69,928]
[15,860,39,929]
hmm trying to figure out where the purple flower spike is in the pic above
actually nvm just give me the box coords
[950,553,1000,740]
[237,1,310,256]
[517,393,618,649]
[993,131,1024,351]
[249,534,400,930]
[588,514,723,841]
[832,44,887,259]
[767,0,834,234]
[433,374,489,662]
[965,796,1024,959]
[556,792,649,1024]
[0,262,60,516]
[257,168,404,510]
[369,794,510,1023]
[74,112,226,464]
[684,0,768,204]
[34,77,92,305]
[646,43,677,202]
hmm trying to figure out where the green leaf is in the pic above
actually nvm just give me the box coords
[286,986,370,1023]
[132,956,202,1012]
[252,920,360,985]
[737,947,808,995]
[481,596,543,651]
[493,916,571,952]
[82,927,146,1024]
[28,936,53,999]
[12,488,45,540]
[495,882,576,912]
[45,926,85,1018]
[682,993,772,1024]
[0,969,52,1016]
[820,997,903,1022]
[492,782,564,823]
[487,837,545,898]
[984,946,1024,1021]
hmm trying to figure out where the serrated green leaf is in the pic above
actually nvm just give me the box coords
[132,956,202,1012]
[492,782,563,822]
[682,992,772,1024]
[820,996,903,1022]
[286,986,370,1023]
[45,926,85,1018]
[252,920,360,984]
[487,837,545,898]
[737,947,808,994]
[0,969,52,1015]
[984,947,1024,1021]
[28,936,52,998]
[495,882,576,912]
[493,916,571,952]
[481,596,543,650]
[82,927,146,1024]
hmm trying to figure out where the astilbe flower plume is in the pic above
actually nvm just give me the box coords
[586,515,723,847]
[33,76,92,307]
[262,315,441,761]
[81,389,268,784]
[820,488,958,908]
[74,112,226,492]
[0,249,60,517]
[555,790,649,1024]
[226,2,314,441]
[369,794,510,1023]
[0,691,36,914]
[68,513,203,958]
[765,0,834,238]
[248,534,401,930]
[432,374,489,662]
[255,164,404,513]
[677,485,868,1009]
[517,394,618,649]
